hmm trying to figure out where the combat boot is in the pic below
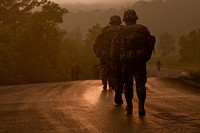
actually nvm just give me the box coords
[138,100,146,116]
[109,83,113,90]
[114,85,123,105]
[103,84,107,90]
[125,105,133,115]
[114,92,123,105]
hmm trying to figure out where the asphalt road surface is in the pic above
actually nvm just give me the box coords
[0,77,199,133]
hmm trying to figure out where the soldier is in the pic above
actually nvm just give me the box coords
[93,15,124,94]
[93,26,110,90]
[157,59,162,71]
[71,63,81,80]
[111,10,155,115]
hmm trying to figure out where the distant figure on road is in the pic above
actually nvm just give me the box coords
[157,60,162,71]
[92,65,100,79]
[71,63,81,80]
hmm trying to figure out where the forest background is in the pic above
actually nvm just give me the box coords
[0,0,200,85]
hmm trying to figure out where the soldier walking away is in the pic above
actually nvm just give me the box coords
[111,9,155,115]
[93,15,124,92]
[104,15,125,104]
[102,15,124,92]
[93,26,110,90]
[157,59,162,71]
[71,63,81,80]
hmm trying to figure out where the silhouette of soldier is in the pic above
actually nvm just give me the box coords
[103,15,125,104]
[93,15,123,91]
[111,9,155,115]
[93,26,110,90]
[157,60,162,71]
[71,63,81,80]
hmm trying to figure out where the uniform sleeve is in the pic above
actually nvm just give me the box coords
[93,34,102,57]
[110,35,120,63]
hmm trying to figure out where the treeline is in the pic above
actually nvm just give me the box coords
[0,0,101,85]
[61,0,200,66]
[154,29,200,66]
[0,0,67,84]
[0,0,200,85]
[62,0,200,37]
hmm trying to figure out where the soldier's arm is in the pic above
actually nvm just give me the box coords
[93,35,102,57]
[110,35,120,63]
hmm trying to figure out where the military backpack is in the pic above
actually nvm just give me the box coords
[120,24,155,63]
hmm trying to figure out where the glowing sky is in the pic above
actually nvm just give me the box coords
[52,0,137,4]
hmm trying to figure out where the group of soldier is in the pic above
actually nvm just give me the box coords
[93,9,155,116]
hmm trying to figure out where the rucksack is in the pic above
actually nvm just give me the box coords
[101,25,124,64]
[120,24,155,63]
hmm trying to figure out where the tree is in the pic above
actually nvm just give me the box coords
[59,23,103,80]
[16,1,67,83]
[0,24,18,84]
[157,32,176,57]
[179,29,200,63]
[85,23,102,47]
[0,0,48,30]
[0,0,68,84]
[59,27,84,80]
[83,23,102,79]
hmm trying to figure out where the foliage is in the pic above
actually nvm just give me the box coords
[0,24,18,84]
[1,0,200,85]
[0,0,68,84]
[157,32,176,57]
[62,0,200,37]
[59,23,102,80]
[189,70,200,85]
[178,29,200,63]
[82,23,102,79]
[59,27,84,80]
[85,23,102,47]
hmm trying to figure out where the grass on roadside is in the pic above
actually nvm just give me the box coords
[188,70,200,84]
[180,70,200,87]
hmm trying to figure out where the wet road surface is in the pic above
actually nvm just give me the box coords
[0,78,199,133]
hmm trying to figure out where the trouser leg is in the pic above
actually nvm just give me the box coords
[102,66,108,89]
[135,63,147,116]
[124,71,133,114]
[135,63,147,100]
[112,63,124,104]
[124,69,133,108]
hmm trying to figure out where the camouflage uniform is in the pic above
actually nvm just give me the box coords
[93,26,110,89]
[93,26,109,59]
[110,10,155,115]
[93,15,124,91]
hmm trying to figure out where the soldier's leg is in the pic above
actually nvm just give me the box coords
[114,77,125,104]
[101,66,108,90]
[114,64,124,104]
[107,65,114,89]
[135,63,147,116]
[124,67,134,114]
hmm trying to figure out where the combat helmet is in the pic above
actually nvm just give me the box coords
[109,15,122,25]
[123,9,138,22]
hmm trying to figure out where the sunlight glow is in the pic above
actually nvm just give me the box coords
[52,0,135,4]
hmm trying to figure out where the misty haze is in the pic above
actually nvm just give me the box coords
[0,0,199,133]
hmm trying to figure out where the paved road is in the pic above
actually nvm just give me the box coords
[0,78,199,133]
